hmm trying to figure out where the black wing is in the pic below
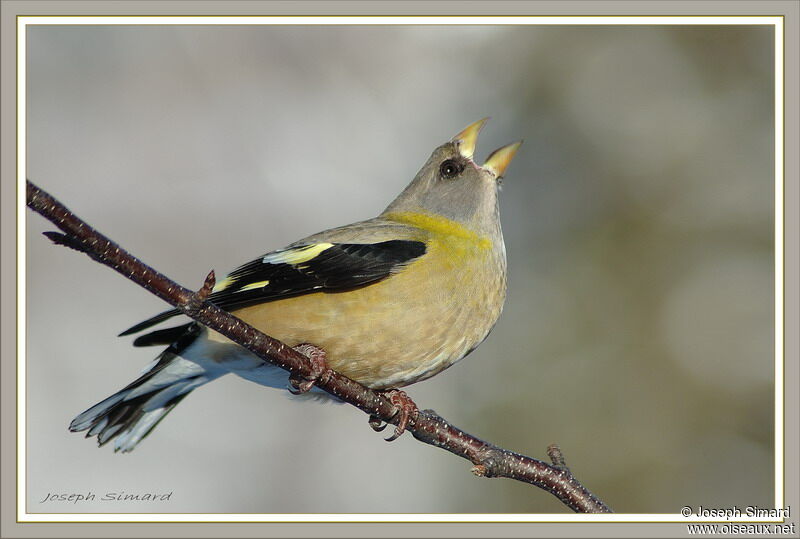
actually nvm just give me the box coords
[120,240,426,337]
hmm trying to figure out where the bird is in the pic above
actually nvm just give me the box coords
[68,119,522,452]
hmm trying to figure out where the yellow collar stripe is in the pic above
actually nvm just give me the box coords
[384,211,491,250]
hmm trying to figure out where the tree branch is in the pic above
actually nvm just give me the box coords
[26,179,612,513]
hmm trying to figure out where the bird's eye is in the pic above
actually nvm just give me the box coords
[439,159,463,179]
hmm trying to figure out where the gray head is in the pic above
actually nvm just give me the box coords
[382,119,521,237]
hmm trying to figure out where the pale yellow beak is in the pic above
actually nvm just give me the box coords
[483,141,523,178]
[451,118,489,159]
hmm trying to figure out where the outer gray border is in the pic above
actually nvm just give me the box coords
[2,1,797,538]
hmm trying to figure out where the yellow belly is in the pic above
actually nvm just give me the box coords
[207,235,506,389]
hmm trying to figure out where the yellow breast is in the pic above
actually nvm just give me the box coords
[209,212,506,389]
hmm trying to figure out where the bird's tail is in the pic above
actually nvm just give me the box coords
[69,325,219,453]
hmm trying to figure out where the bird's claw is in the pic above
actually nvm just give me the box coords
[288,343,330,395]
[368,415,387,432]
[380,389,419,442]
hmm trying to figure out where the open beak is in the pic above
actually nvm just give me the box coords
[483,141,523,179]
[451,118,489,160]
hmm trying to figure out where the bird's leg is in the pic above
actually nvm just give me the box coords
[288,343,331,395]
[371,389,419,442]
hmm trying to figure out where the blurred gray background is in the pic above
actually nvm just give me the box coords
[26,25,775,514]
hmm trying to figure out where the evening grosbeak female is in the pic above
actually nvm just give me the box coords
[69,119,522,452]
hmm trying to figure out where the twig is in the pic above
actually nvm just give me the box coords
[26,179,612,513]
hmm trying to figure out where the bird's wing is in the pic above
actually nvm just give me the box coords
[119,223,427,337]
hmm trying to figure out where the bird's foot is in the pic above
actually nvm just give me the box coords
[288,343,331,395]
[369,389,419,442]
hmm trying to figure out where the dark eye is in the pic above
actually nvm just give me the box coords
[439,159,463,179]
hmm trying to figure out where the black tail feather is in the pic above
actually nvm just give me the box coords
[133,323,194,347]
[71,323,205,452]
[118,308,181,336]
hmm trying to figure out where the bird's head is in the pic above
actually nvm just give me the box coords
[382,118,522,236]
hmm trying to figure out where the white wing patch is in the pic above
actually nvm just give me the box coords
[262,243,334,265]
[212,275,237,293]
[239,280,270,292]
[210,244,333,296]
